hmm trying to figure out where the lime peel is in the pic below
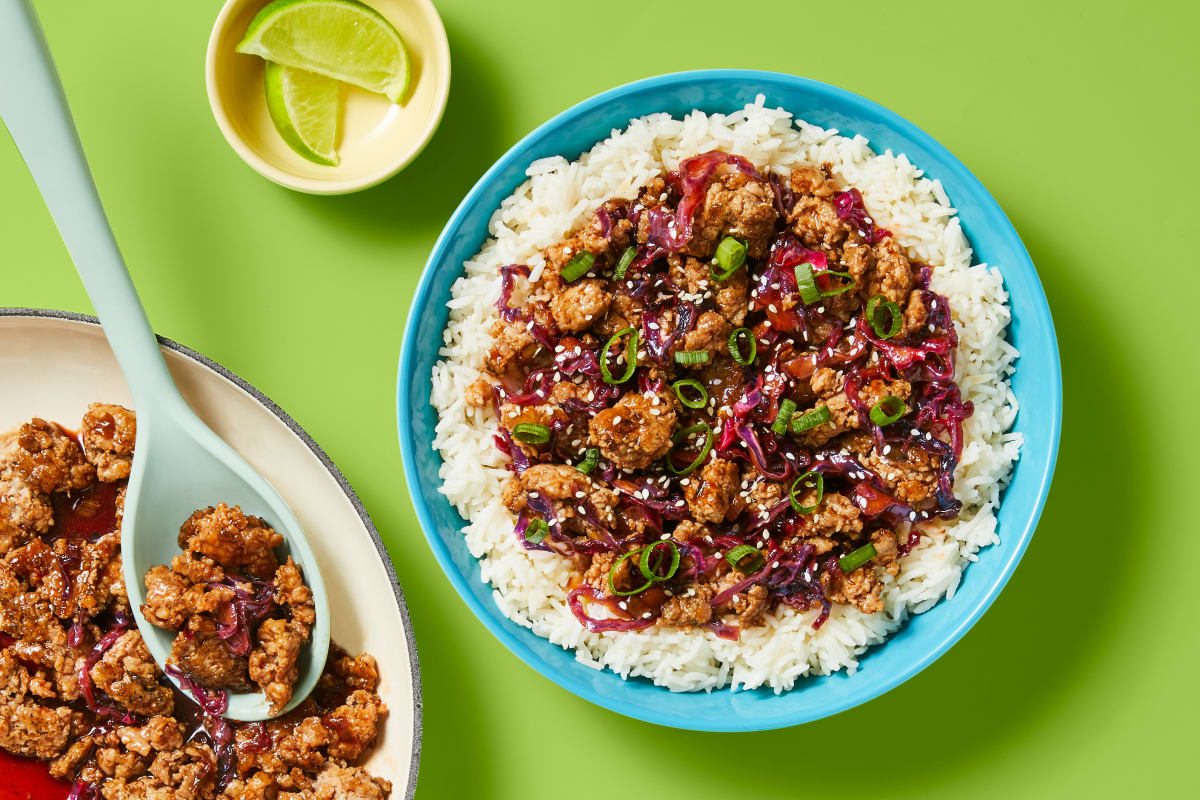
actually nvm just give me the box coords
[238,0,411,104]
[265,62,340,166]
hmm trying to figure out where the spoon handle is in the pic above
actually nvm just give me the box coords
[0,0,183,411]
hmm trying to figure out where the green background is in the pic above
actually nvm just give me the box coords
[3,0,1196,797]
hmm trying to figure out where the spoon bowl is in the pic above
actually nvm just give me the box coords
[122,395,330,720]
[0,0,329,721]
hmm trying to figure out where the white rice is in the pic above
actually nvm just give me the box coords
[430,97,1021,692]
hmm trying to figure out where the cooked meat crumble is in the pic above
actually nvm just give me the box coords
[143,503,313,714]
[478,150,974,635]
[0,406,391,799]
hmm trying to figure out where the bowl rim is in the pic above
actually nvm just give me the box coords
[204,0,451,195]
[396,69,1062,731]
[1,307,423,794]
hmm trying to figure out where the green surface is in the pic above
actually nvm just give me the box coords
[1,0,1195,797]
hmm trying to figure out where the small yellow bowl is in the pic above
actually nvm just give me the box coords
[206,0,450,194]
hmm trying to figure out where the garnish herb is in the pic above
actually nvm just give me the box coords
[728,327,756,365]
[869,396,909,426]
[600,328,639,384]
[791,405,831,434]
[613,246,637,280]
[672,378,708,409]
[512,423,550,444]
[639,541,681,582]
[725,544,766,573]
[561,251,595,283]
[608,548,654,596]
[576,447,600,475]
[674,349,711,366]
[524,518,550,544]
[771,398,797,435]
[790,470,824,514]
[838,543,877,573]
[866,294,902,339]
[667,422,714,476]
[711,236,747,281]
[817,269,856,297]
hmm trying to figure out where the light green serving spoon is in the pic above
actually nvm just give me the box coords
[0,0,329,721]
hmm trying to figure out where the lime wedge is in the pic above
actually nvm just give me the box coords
[237,0,410,104]
[264,62,340,166]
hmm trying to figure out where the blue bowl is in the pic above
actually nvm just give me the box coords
[397,70,1061,731]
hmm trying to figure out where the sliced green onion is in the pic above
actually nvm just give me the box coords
[795,263,821,305]
[771,398,797,435]
[789,470,824,515]
[524,518,549,544]
[609,547,653,596]
[866,294,903,339]
[512,423,550,444]
[838,543,877,573]
[869,396,909,426]
[711,237,747,281]
[576,447,600,475]
[728,327,756,366]
[672,379,708,410]
[674,349,710,366]
[561,251,595,283]
[600,328,638,385]
[613,246,636,280]
[791,405,831,434]
[818,269,857,297]
[667,422,713,476]
[639,541,681,582]
[725,544,765,574]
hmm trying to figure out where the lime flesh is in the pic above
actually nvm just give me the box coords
[238,0,410,104]
[264,62,340,166]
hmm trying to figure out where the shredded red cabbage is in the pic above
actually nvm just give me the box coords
[497,265,530,322]
[165,662,229,716]
[674,150,763,244]
[767,171,796,217]
[834,188,891,244]
[703,620,741,641]
[711,553,774,607]
[641,303,697,363]
[207,576,277,656]
[612,478,691,520]
[595,207,613,239]
[493,428,530,474]
[200,704,236,789]
[502,368,553,406]
[78,618,138,724]
[567,586,657,632]
[732,423,792,481]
